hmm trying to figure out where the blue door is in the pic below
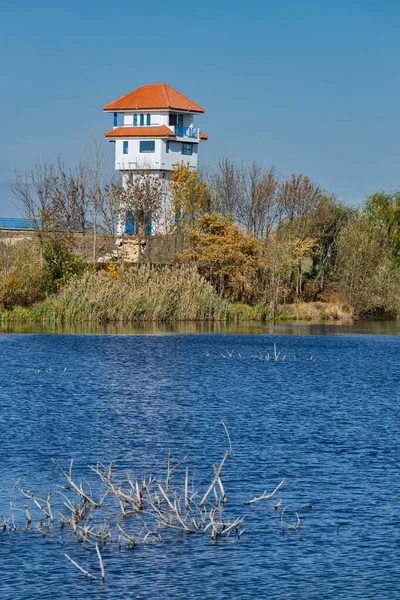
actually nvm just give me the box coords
[145,215,152,236]
[125,211,135,235]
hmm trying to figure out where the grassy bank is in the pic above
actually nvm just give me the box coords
[278,301,354,322]
[0,266,271,325]
[0,265,357,326]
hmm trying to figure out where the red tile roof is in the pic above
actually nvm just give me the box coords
[103,83,205,113]
[105,126,176,139]
[105,126,208,141]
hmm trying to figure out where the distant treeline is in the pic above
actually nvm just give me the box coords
[1,153,400,323]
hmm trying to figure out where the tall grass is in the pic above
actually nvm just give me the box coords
[0,265,270,324]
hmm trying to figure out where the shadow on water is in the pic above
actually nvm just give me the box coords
[1,319,400,336]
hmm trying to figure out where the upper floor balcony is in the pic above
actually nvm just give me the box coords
[174,126,199,139]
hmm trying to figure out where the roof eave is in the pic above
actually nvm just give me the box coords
[103,106,205,114]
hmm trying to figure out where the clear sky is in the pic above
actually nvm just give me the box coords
[1,0,399,215]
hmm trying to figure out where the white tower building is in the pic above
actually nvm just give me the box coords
[103,83,207,235]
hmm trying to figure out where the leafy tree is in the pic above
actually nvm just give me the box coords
[366,189,400,262]
[180,213,260,302]
[170,164,211,242]
[0,240,45,308]
[308,199,355,294]
[43,240,84,293]
[334,212,400,315]
[278,174,328,297]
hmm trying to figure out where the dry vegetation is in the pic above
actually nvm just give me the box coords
[1,426,302,583]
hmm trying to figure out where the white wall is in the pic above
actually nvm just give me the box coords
[160,139,198,171]
[119,110,197,129]
[123,111,164,126]
[115,138,199,171]
[116,138,163,170]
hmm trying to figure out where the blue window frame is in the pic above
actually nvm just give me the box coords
[146,114,151,126]
[133,114,138,126]
[113,113,118,127]
[123,141,129,154]
[140,114,144,126]
[166,141,170,154]
[181,142,193,156]
[140,140,155,153]
[178,113,183,127]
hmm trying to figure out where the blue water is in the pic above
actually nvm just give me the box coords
[1,332,400,599]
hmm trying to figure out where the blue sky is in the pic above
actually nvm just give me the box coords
[1,0,399,215]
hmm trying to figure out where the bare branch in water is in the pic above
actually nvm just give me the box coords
[245,478,286,505]
[65,554,97,579]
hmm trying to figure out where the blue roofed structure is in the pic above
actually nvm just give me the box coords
[0,218,35,231]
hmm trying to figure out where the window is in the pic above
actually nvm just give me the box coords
[166,141,170,154]
[140,140,155,153]
[169,113,177,126]
[146,114,151,126]
[123,141,129,154]
[178,113,184,127]
[140,114,144,126]
[133,114,138,126]
[181,142,193,156]
[113,112,118,127]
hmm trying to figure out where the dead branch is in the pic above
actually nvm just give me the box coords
[96,543,105,582]
[52,459,98,506]
[116,523,136,548]
[199,450,229,507]
[245,478,285,505]
[65,554,97,579]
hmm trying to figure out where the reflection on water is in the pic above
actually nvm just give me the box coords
[2,319,400,336]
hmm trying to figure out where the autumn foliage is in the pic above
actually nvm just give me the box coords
[180,213,260,302]
[4,155,400,321]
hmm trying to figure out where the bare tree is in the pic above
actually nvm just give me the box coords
[99,170,164,262]
[239,163,281,238]
[52,157,88,235]
[279,174,324,236]
[9,160,57,265]
[86,136,111,264]
[209,159,281,239]
[98,180,124,240]
[209,158,245,220]
[125,170,164,261]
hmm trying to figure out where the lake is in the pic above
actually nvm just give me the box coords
[1,326,400,599]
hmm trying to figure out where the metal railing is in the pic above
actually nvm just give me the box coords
[174,126,199,139]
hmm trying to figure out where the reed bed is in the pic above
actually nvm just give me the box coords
[0,265,270,324]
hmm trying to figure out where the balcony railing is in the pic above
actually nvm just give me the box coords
[174,126,199,139]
